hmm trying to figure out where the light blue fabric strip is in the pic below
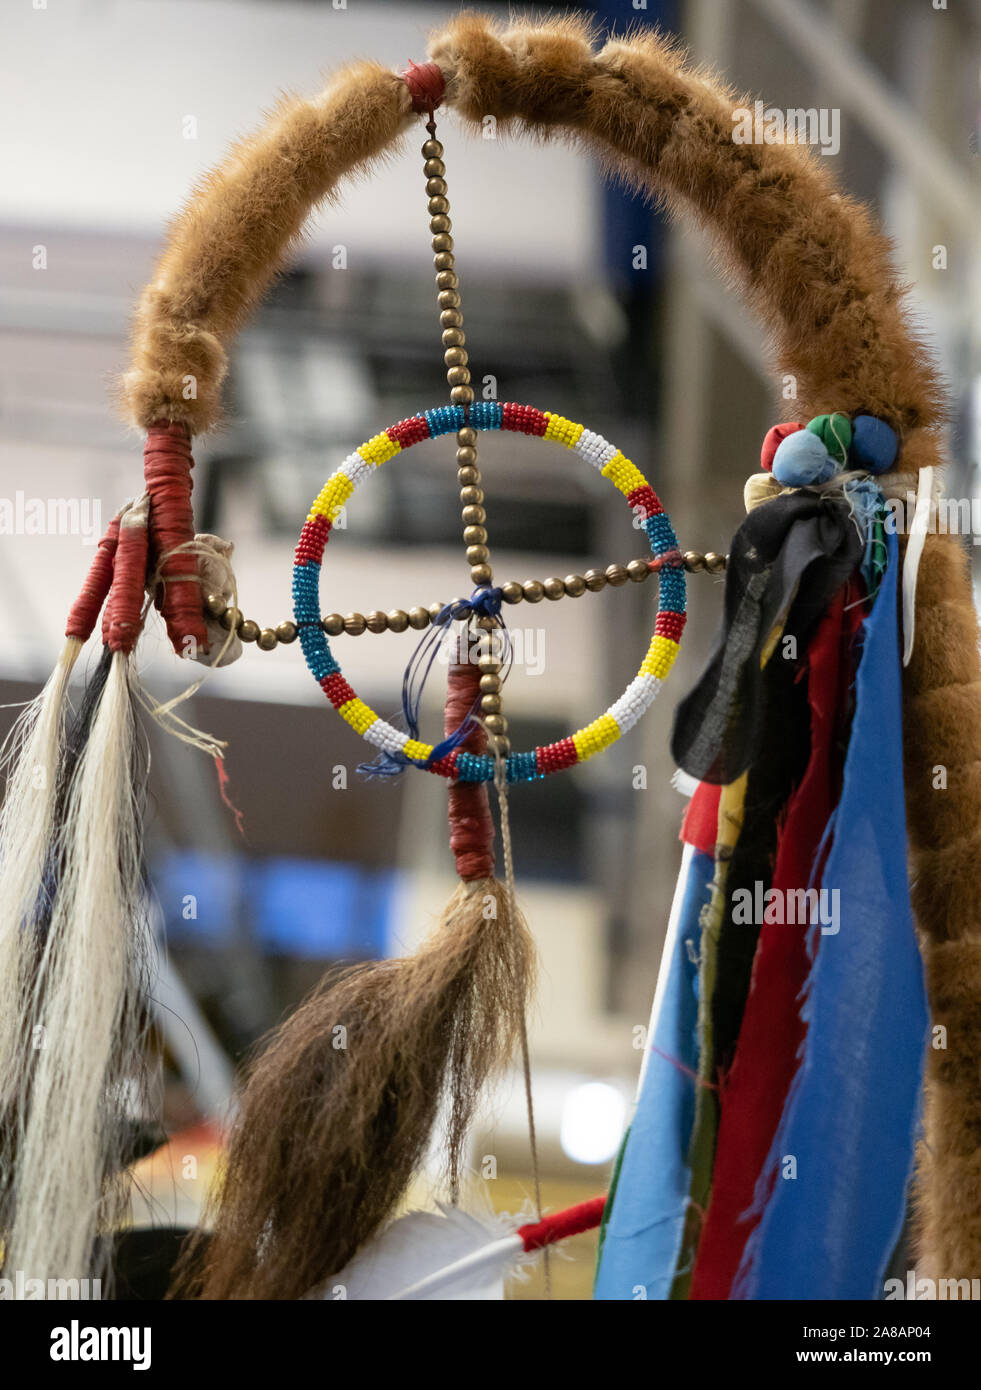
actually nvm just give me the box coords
[595,847,713,1300]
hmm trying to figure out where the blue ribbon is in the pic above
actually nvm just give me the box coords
[358,586,509,779]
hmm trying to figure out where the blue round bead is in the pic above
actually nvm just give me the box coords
[772,429,838,487]
[851,414,898,475]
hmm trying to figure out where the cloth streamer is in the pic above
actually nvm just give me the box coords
[733,531,928,1299]
[690,582,860,1298]
[594,843,713,1299]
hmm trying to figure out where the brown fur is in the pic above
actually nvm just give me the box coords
[127,12,981,1284]
[123,63,413,433]
[179,880,534,1300]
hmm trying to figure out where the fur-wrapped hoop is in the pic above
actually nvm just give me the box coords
[90,10,981,1289]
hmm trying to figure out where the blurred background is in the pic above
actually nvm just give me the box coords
[1,0,979,1298]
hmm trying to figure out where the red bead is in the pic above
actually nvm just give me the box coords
[429,749,460,778]
[294,516,331,567]
[655,611,686,642]
[626,484,663,519]
[761,422,802,472]
[503,402,547,436]
[536,738,578,775]
[321,674,356,708]
[387,415,429,449]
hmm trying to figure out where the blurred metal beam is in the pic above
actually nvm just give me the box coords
[751,0,981,229]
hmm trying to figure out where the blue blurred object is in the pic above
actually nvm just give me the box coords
[157,850,400,960]
[252,857,398,959]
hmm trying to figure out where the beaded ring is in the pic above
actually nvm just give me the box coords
[293,402,687,783]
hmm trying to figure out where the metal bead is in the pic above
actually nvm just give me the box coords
[481,693,502,715]
[239,619,260,643]
[461,503,486,525]
[322,613,344,636]
[480,673,502,694]
[543,577,564,600]
[457,465,480,487]
[220,606,242,631]
[423,158,445,177]
[431,233,454,254]
[606,563,630,587]
[522,580,545,603]
[460,485,484,505]
[457,426,477,447]
[447,366,470,388]
[344,612,366,636]
[439,307,463,327]
[704,551,726,574]
[276,620,298,644]
[466,544,489,566]
[436,269,459,290]
[428,602,444,621]
[474,615,496,632]
[484,714,507,736]
[429,214,451,235]
[434,252,455,272]
[387,609,409,633]
[463,525,487,546]
[366,610,388,634]
[444,346,468,367]
[438,289,461,310]
[684,551,705,572]
[257,628,278,651]
[408,606,430,631]
[478,654,502,675]
[493,735,511,758]
[500,580,523,604]
[426,177,448,196]
[205,592,227,618]
[442,327,465,347]
[470,563,493,586]
[421,138,443,158]
[451,385,474,405]
[563,574,587,597]
[584,569,607,592]
[456,445,478,468]
[627,558,651,583]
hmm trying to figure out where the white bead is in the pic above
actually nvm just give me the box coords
[341,451,372,488]
[363,719,407,754]
[575,430,617,471]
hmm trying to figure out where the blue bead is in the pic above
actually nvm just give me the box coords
[659,568,687,614]
[772,429,838,486]
[507,750,539,783]
[424,405,465,438]
[851,414,898,475]
[644,513,677,555]
[469,401,502,430]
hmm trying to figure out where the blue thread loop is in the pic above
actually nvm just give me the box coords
[358,586,508,779]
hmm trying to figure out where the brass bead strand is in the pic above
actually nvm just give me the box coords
[422,120,508,755]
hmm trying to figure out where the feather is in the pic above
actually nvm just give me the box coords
[317,1196,606,1302]
[321,1205,515,1302]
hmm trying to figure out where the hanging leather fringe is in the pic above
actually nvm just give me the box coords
[176,638,535,1299]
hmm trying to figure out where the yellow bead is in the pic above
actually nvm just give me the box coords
[358,432,400,467]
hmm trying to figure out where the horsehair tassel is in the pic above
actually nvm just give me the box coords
[0,508,123,1137]
[175,649,532,1301]
[144,422,208,656]
[5,498,154,1285]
